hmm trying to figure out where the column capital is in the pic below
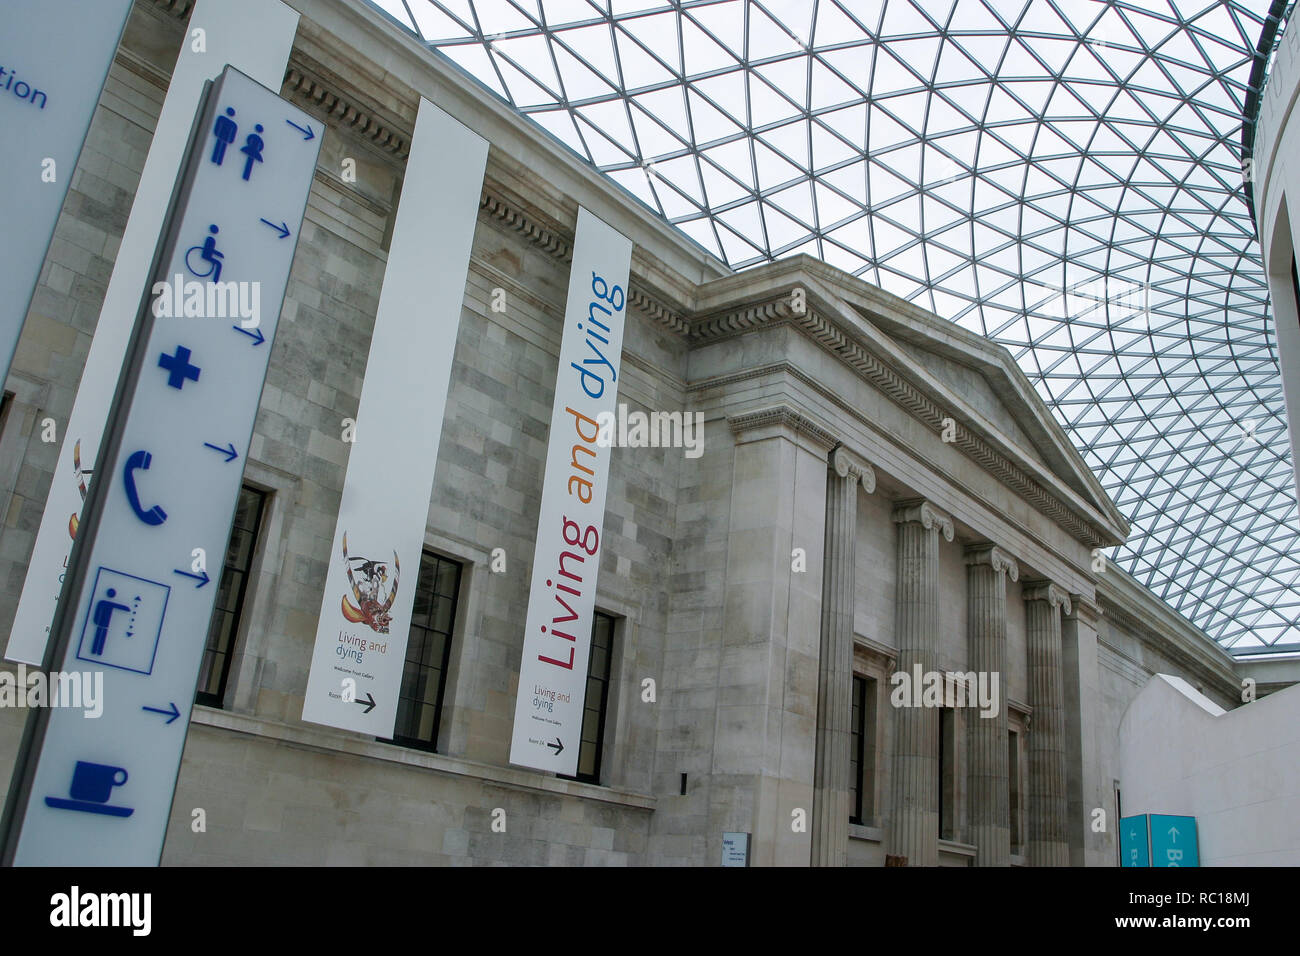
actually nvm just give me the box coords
[1022,580,1072,615]
[892,498,954,541]
[1065,593,1103,626]
[964,543,1019,582]
[830,445,876,493]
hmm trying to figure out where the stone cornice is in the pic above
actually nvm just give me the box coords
[965,544,1020,582]
[728,405,838,451]
[1022,581,1073,616]
[892,499,955,541]
[284,59,410,157]
[830,445,876,494]
[686,295,1116,550]
[478,191,572,261]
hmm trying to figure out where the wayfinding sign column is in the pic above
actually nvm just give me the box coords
[0,67,322,866]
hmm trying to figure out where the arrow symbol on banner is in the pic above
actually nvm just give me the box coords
[285,119,315,141]
[232,325,265,346]
[1168,827,1179,841]
[353,692,376,714]
[546,738,564,755]
[259,218,291,239]
[173,568,210,588]
[142,702,181,725]
[203,441,238,463]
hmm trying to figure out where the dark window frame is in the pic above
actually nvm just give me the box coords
[195,483,267,708]
[850,674,867,824]
[560,611,616,786]
[380,549,463,754]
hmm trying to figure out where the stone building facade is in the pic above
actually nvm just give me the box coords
[0,0,1244,866]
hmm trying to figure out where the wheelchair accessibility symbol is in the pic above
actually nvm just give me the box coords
[184,224,224,282]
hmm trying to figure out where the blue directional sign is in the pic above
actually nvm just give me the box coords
[1120,814,1151,867]
[1149,814,1199,867]
[1,67,322,866]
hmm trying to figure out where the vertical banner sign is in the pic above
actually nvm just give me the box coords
[1148,813,1199,867]
[301,99,487,736]
[509,208,632,775]
[1,67,321,865]
[6,0,299,666]
[0,0,133,386]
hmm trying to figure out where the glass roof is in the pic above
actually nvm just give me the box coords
[368,0,1298,655]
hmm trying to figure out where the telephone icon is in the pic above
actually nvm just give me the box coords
[122,450,167,526]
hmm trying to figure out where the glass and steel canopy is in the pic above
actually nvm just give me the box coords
[369,0,1297,655]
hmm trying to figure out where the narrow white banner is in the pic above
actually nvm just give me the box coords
[300,99,488,736]
[0,0,133,386]
[509,207,632,775]
[5,0,299,665]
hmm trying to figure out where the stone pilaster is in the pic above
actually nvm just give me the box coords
[1063,594,1104,866]
[964,544,1018,867]
[887,499,953,867]
[812,446,875,867]
[1023,581,1072,867]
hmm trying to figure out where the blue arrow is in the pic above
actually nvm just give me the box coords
[174,568,210,588]
[285,119,315,141]
[203,441,238,463]
[259,218,290,239]
[232,324,265,346]
[143,702,181,725]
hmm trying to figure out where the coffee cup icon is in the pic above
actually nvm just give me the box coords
[45,760,134,817]
[69,761,127,803]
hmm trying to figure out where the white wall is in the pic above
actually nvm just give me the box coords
[1118,675,1300,865]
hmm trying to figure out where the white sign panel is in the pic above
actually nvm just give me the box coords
[6,66,321,865]
[301,99,487,736]
[6,0,299,666]
[509,208,632,775]
[0,0,133,386]
[721,831,751,867]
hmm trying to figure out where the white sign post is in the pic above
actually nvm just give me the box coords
[509,208,632,776]
[301,98,487,736]
[0,0,133,386]
[5,0,299,666]
[0,66,321,866]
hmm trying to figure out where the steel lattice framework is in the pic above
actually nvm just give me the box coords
[369,0,1297,654]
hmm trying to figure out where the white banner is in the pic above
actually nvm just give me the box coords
[0,0,133,386]
[509,207,632,775]
[300,98,488,736]
[5,0,299,665]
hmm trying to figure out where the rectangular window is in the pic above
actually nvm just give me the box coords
[1009,728,1022,854]
[195,484,266,707]
[564,612,615,785]
[938,706,956,841]
[850,676,864,823]
[383,550,462,753]
[850,675,878,824]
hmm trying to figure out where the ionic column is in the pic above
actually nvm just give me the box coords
[887,499,953,867]
[812,447,875,867]
[1023,581,1072,867]
[964,545,1018,867]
